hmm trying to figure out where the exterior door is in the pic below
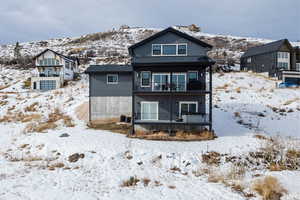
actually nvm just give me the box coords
[152,73,170,91]
[40,80,56,91]
[172,73,186,91]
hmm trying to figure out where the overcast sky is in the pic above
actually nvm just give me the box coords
[0,0,299,44]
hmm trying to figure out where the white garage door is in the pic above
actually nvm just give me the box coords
[40,80,56,90]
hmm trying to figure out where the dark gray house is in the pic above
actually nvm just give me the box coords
[86,27,215,134]
[240,39,300,80]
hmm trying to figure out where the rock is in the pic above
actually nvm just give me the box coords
[60,133,70,138]
[137,161,143,165]
[68,153,80,162]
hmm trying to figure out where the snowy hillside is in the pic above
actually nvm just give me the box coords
[2,26,298,65]
[0,64,300,199]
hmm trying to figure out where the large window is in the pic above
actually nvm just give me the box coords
[162,45,177,55]
[152,73,170,91]
[141,102,158,120]
[40,80,56,90]
[39,58,59,66]
[152,44,187,56]
[107,74,118,84]
[172,73,186,91]
[141,71,151,87]
[179,102,198,116]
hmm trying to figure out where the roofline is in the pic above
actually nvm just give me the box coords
[128,27,213,55]
[241,39,292,58]
[33,49,79,64]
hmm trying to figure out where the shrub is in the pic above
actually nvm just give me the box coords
[202,151,221,166]
[121,176,140,187]
[252,176,287,200]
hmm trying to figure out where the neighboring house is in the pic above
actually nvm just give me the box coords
[86,27,215,134]
[31,49,79,90]
[240,39,300,80]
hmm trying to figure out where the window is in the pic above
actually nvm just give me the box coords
[141,71,151,87]
[278,52,289,59]
[39,58,59,66]
[162,45,177,55]
[40,80,56,90]
[107,74,118,84]
[296,63,300,71]
[247,57,251,63]
[178,44,187,55]
[277,62,288,69]
[152,44,187,56]
[188,71,198,82]
[152,73,170,91]
[152,44,161,55]
[141,102,158,120]
[179,102,198,116]
[172,73,186,91]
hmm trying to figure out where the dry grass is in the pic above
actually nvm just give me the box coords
[25,122,58,133]
[283,98,300,106]
[142,178,151,186]
[129,130,216,141]
[88,120,131,134]
[121,176,140,187]
[0,100,8,106]
[216,83,230,90]
[0,111,42,123]
[24,102,39,112]
[202,151,221,166]
[252,176,287,200]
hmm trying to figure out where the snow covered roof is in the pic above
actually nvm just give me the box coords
[241,39,292,58]
[85,65,132,73]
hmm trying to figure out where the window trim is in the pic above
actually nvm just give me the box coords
[179,101,198,117]
[188,71,198,81]
[140,71,151,87]
[152,73,171,91]
[141,101,159,121]
[152,43,187,56]
[107,74,118,84]
[172,72,187,91]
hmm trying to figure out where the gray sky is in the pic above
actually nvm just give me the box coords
[0,0,299,44]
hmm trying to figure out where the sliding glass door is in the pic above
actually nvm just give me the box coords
[152,73,170,91]
[172,73,186,91]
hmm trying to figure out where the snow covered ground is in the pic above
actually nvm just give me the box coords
[0,68,300,200]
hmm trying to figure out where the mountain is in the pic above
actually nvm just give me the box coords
[0,25,299,65]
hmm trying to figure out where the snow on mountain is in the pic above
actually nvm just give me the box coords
[1,26,296,64]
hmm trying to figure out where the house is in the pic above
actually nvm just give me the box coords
[240,39,300,81]
[85,27,215,134]
[31,49,79,90]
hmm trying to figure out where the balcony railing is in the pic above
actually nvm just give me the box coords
[134,80,210,93]
[134,112,210,124]
[32,73,60,77]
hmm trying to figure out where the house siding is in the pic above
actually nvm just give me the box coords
[90,73,132,97]
[133,32,208,58]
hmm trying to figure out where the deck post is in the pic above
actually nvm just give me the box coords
[169,71,173,136]
[131,69,135,135]
[209,65,213,131]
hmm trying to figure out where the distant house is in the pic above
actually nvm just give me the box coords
[240,39,300,83]
[86,27,215,134]
[32,49,79,90]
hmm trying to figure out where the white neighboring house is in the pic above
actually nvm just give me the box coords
[31,49,79,90]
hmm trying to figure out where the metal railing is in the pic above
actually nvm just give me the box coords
[134,81,209,92]
[134,112,210,124]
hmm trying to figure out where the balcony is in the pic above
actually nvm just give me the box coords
[134,80,210,94]
[134,112,210,125]
[32,73,60,78]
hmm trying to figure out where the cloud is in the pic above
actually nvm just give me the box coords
[0,0,299,44]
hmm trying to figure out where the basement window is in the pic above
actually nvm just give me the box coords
[107,74,118,84]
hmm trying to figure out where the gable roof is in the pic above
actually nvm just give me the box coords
[34,49,79,63]
[128,27,213,55]
[85,65,132,73]
[241,39,293,58]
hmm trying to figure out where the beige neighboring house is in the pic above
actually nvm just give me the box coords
[31,49,79,90]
